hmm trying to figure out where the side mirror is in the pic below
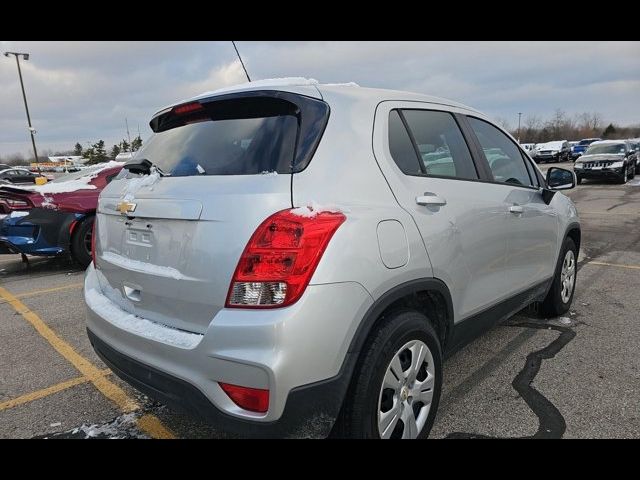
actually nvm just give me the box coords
[547,167,576,190]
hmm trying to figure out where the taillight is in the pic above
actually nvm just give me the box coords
[219,382,269,413]
[91,218,97,267]
[4,199,31,209]
[226,208,346,308]
[173,102,204,115]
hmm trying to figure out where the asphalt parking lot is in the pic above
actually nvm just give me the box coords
[1,160,639,438]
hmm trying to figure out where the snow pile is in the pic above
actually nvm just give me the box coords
[290,201,346,218]
[9,211,29,218]
[26,179,98,194]
[8,161,124,195]
[85,276,202,349]
[323,82,360,87]
[102,251,188,280]
[70,413,146,439]
[120,168,161,201]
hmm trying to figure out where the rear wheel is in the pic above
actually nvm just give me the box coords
[334,310,442,439]
[71,216,94,268]
[539,237,577,317]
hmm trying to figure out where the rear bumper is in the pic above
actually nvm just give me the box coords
[84,264,373,437]
[88,328,356,438]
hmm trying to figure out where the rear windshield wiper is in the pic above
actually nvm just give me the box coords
[123,158,169,176]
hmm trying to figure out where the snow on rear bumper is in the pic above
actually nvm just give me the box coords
[84,264,373,425]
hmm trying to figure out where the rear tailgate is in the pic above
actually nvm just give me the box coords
[96,174,293,334]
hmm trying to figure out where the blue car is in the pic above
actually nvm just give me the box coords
[571,138,601,160]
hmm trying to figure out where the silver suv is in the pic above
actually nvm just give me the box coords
[85,79,580,438]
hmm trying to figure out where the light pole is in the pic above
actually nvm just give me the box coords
[4,51,40,171]
[517,112,522,143]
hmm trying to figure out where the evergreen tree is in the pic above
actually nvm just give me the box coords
[602,123,617,139]
[111,144,121,159]
[131,135,143,152]
[74,142,83,156]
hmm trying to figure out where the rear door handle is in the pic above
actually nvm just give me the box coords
[509,205,524,214]
[416,193,447,206]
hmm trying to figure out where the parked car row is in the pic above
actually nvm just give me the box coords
[81,80,580,439]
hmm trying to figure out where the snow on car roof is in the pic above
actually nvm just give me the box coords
[154,77,479,117]
[590,140,626,145]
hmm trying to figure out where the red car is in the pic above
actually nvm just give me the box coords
[0,162,123,267]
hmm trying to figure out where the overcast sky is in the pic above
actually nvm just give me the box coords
[1,41,638,157]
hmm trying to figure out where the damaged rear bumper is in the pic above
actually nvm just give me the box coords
[0,209,82,256]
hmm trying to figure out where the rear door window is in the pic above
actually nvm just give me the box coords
[389,109,478,180]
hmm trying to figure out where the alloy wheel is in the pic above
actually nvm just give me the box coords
[377,339,434,439]
[560,249,575,304]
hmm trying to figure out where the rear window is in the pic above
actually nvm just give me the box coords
[140,92,330,176]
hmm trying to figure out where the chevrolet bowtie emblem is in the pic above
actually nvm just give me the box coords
[117,201,137,214]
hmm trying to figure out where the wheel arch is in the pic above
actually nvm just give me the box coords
[347,278,455,356]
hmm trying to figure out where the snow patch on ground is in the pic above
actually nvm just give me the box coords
[71,413,146,439]
[101,251,189,280]
[120,168,161,201]
[85,280,202,349]
[9,211,29,218]
[261,170,278,176]
[290,201,346,218]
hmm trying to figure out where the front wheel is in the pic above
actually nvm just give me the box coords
[334,310,443,439]
[539,237,577,317]
[70,216,94,268]
[576,176,583,185]
[619,166,628,184]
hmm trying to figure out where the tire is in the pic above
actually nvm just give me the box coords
[70,215,94,269]
[539,237,577,317]
[334,309,443,439]
[619,165,628,184]
[629,163,635,179]
[576,176,582,185]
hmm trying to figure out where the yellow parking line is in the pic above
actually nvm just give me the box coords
[586,261,640,270]
[137,414,176,439]
[16,283,84,299]
[0,369,111,412]
[0,285,175,439]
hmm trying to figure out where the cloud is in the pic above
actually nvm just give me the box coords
[1,41,638,157]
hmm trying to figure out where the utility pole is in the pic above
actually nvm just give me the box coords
[517,112,523,143]
[4,51,40,172]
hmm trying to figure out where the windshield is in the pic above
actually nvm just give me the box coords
[585,144,626,155]
[579,139,598,146]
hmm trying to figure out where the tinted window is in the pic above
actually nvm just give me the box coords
[401,110,478,180]
[468,117,533,187]
[138,115,297,176]
[388,110,421,174]
[585,143,626,155]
